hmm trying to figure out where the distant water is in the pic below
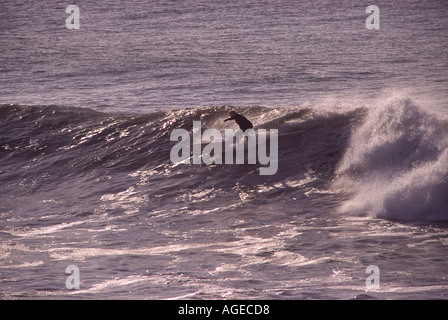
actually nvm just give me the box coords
[1,0,448,299]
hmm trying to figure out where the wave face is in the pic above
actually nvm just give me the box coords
[1,99,447,222]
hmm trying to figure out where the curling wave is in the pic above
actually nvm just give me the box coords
[1,98,447,222]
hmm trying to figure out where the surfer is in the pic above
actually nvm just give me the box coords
[223,110,253,132]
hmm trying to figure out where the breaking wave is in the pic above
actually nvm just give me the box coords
[335,98,448,221]
[1,97,447,222]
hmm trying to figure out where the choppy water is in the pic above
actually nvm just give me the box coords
[1,0,448,299]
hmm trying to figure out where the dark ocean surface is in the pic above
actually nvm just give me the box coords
[1,0,448,299]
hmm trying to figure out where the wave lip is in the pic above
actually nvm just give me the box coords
[336,98,448,221]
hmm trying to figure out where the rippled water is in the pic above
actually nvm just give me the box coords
[1,0,448,299]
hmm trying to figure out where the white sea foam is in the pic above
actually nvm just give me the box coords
[336,98,448,221]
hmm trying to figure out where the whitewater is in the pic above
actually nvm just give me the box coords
[1,0,448,299]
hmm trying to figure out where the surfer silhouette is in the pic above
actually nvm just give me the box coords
[224,110,253,132]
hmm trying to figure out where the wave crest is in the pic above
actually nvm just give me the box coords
[2,99,447,222]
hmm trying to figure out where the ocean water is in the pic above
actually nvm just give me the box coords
[1,0,448,300]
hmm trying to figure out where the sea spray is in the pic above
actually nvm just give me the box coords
[335,98,448,221]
